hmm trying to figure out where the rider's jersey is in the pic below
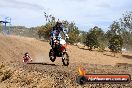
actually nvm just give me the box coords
[23,55,32,60]
[50,25,68,40]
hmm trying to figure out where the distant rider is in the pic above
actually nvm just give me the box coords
[50,21,69,48]
[23,52,32,62]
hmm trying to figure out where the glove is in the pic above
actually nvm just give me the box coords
[65,34,69,39]
[66,36,69,39]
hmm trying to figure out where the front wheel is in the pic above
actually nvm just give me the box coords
[49,49,56,62]
[62,52,69,66]
[76,76,87,85]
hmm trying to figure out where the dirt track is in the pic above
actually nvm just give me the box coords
[0,34,132,88]
[0,34,132,65]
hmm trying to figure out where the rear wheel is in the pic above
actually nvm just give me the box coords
[62,52,69,66]
[49,49,56,62]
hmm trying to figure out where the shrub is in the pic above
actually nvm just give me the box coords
[108,35,123,53]
[98,43,105,52]
[84,26,105,51]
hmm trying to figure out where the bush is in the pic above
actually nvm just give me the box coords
[98,43,105,52]
[84,26,105,51]
[68,29,80,44]
[85,33,98,50]
[108,35,123,53]
[37,23,54,40]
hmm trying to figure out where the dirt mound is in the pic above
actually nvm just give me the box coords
[0,34,132,88]
[0,34,50,64]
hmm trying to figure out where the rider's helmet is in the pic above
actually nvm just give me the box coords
[24,52,29,56]
[56,21,62,27]
[54,21,63,36]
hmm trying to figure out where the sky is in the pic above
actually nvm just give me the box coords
[0,0,132,31]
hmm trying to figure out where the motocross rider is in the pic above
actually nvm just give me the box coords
[50,21,69,48]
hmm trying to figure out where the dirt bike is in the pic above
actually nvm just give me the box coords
[49,38,69,66]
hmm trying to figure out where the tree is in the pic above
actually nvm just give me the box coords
[85,32,98,50]
[78,31,87,43]
[108,35,123,53]
[120,11,132,47]
[62,20,80,44]
[106,21,123,53]
[37,22,54,39]
[38,12,80,44]
[68,28,80,44]
[85,26,105,50]
[105,21,121,40]
[121,11,132,32]
[37,12,56,39]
